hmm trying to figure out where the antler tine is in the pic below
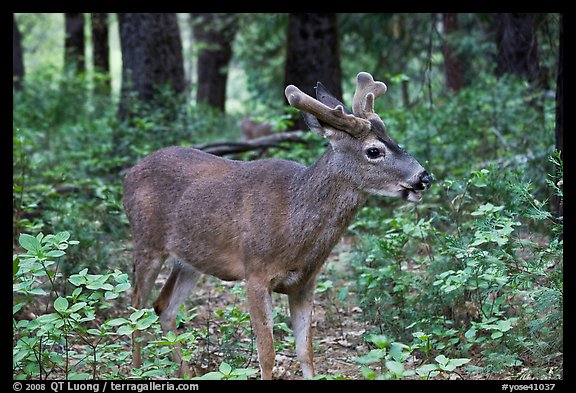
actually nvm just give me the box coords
[352,72,387,121]
[285,85,371,135]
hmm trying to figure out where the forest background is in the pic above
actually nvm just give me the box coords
[13,13,563,381]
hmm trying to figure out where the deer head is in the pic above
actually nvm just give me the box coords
[285,71,432,202]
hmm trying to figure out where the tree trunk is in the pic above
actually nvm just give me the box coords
[494,13,541,84]
[118,13,185,120]
[285,13,342,130]
[553,14,563,217]
[91,13,110,95]
[555,14,563,160]
[192,13,238,112]
[64,13,85,74]
[442,13,465,92]
[13,15,25,90]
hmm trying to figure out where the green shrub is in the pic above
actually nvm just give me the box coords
[352,157,562,378]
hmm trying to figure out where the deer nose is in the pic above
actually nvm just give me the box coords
[419,171,433,189]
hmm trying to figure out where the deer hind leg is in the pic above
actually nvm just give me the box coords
[152,259,200,378]
[288,283,315,379]
[131,250,167,369]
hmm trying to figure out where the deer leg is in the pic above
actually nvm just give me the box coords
[288,282,315,379]
[246,280,274,380]
[131,251,166,369]
[153,260,200,378]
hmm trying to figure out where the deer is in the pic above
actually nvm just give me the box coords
[123,71,432,380]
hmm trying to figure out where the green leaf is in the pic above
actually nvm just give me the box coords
[316,280,333,293]
[116,325,135,336]
[354,348,386,364]
[136,313,158,330]
[435,354,449,366]
[13,303,25,315]
[69,269,89,286]
[54,231,71,243]
[464,327,476,340]
[35,313,60,324]
[416,363,440,378]
[360,365,377,380]
[68,302,87,313]
[54,297,69,313]
[105,291,119,300]
[165,331,177,343]
[68,373,91,380]
[19,234,42,254]
[390,342,410,362]
[13,256,20,276]
[368,334,390,349]
[114,282,131,293]
[385,360,405,376]
[87,328,103,336]
[447,358,470,368]
[86,282,114,291]
[129,309,145,322]
[229,367,258,377]
[46,250,66,258]
[497,319,514,332]
[192,371,224,380]
[106,318,129,327]
[219,362,232,375]
[141,369,167,377]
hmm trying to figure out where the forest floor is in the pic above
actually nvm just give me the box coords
[146,238,371,380]
[140,238,480,381]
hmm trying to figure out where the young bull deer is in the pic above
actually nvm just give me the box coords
[124,72,432,379]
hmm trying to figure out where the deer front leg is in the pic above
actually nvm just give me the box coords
[246,280,274,380]
[288,282,315,379]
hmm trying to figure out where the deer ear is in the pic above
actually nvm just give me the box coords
[302,112,348,141]
[315,82,352,114]
[306,82,354,141]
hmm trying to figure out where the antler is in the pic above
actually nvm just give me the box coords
[352,72,387,122]
[285,85,372,136]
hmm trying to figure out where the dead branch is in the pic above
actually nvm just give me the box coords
[193,131,307,156]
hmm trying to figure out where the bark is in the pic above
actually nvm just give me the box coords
[192,13,238,112]
[442,13,465,92]
[118,13,185,119]
[554,14,563,160]
[553,14,563,217]
[65,13,85,74]
[91,13,110,95]
[285,13,342,130]
[13,15,25,90]
[494,13,541,84]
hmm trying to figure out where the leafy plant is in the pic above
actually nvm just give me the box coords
[14,232,131,379]
[191,362,258,380]
[354,333,470,380]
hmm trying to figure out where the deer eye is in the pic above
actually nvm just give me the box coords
[366,147,384,159]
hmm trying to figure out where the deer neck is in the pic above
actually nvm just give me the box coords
[290,147,367,242]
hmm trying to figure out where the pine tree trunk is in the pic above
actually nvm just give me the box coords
[553,14,563,217]
[91,13,110,95]
[442,13,465,92]
[192,13,238,112]
[118,13,185,120]
[65,13,85,74]
[494,13,541,84]
[13,15,25,90]
[285,13,342,130]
